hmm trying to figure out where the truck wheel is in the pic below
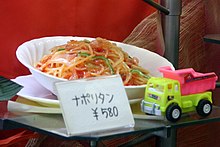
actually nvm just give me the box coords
[166,104,181,122]
[196,100,212,117]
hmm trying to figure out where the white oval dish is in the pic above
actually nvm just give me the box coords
[16,36,174,99]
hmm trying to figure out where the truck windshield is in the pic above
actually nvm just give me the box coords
[148,84,164,94]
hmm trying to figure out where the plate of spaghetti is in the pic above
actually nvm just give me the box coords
[16,36,174,99]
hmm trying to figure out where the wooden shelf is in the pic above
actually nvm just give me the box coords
[204,34,220,44]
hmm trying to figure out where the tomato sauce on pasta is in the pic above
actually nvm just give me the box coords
[36,37,151,86]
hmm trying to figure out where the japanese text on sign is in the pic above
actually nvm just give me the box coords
[72,92,114,106]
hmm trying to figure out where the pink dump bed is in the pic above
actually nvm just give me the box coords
[159,66,218,95]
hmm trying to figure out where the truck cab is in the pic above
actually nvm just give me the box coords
[141,77,181,115]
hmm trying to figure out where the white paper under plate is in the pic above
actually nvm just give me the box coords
[8,100,61,114]
[12,75,59,107]
[12,75,142,108]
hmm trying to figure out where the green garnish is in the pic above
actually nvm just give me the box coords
[77,53,114,74]
[57,48,65,51]
[83,39,91,43]
[92,56,114,74]
[131,69,151,79]
[78,52,91,57]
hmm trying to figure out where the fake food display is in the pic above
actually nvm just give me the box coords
[141,66,218,122]
[16,36,174,99]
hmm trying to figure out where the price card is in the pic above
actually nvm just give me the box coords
[55,74,135,135]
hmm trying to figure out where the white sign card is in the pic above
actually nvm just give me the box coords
[55,75,135,135]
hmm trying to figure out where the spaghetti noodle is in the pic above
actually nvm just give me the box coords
[36,37,151,86]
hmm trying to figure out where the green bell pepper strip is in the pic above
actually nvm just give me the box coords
[83,39,91,43]
[78,53,114,75]
[57,48,65,51]
[130,69,151,79]
[92,56,114,74]
[78,52,90,57]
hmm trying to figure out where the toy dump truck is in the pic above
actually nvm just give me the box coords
[141,66,218,122]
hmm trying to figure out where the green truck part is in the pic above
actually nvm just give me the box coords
[141,67,217,122]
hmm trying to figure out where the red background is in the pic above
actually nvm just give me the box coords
[0,0,155,79]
